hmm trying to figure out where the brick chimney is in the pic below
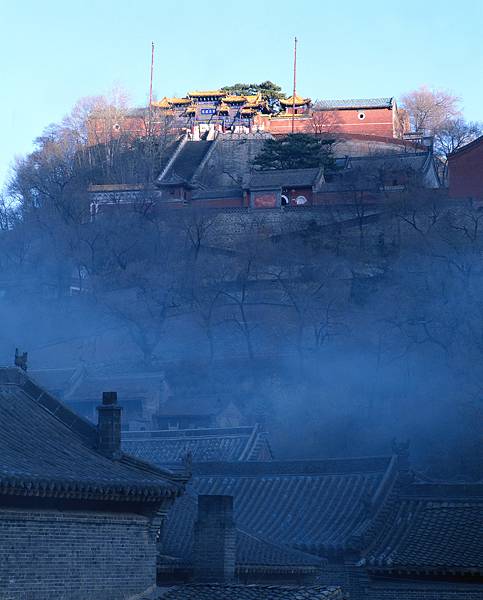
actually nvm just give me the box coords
[97,392,122,459]
[193,495,236,583]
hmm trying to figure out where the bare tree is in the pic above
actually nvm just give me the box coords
[434,119,482,181]
[400,85,461,135]
[309,104,341,136]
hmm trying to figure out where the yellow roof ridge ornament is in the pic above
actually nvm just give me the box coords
[169,97,192,105]
[188,90,226,97]
[152,97,171,108]
[280,94,311,106]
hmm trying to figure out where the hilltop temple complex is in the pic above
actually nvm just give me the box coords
[87,87,410,144]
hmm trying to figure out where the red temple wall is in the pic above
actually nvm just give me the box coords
[313,108,395,137]
[259,108,398,137]
[448,139,483,200]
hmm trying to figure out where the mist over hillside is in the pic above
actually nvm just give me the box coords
[1,187,482,480]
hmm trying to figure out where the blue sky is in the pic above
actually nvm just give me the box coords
[1,0,482,189]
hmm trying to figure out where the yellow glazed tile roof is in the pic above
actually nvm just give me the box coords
[280,94,311,106]
[188,90,225,97]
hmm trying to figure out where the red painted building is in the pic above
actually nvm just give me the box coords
[310,98,408,138]
[87,92,409,145]
[448,135,483,200]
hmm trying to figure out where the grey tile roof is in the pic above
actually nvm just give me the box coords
[192,187,243,200]
[316,98,393,110]
[162,457,398,557]
[363,484,483,572]
[236,529,322,571]
[324,152,437,191]
[159,493,322,574]
[155,584,343,599]
[347,152,431,171]
[0,368,183,502]
[122,425,272,464]
[249,168,321,189]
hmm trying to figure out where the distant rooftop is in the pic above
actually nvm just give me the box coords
[164,456,399,557]
[122,424,272,465]
[249,168,321,189]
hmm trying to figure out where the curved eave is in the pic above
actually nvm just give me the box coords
[157,562,320,574]
[0,475,182,503]
[280,98,311,107]
[367,565,482,577]
[188,91,225,99]
[273,113,312,119]
[237,564,320,574]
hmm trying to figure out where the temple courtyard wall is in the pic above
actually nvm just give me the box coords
[0,508,157,600]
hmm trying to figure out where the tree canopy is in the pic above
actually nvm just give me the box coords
[253,133,336,170]
[221,81,286,100]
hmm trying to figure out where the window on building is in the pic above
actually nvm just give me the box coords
[358,111,366,120]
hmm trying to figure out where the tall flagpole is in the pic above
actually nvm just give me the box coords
[291,36,297,134]
[148,42,155,133]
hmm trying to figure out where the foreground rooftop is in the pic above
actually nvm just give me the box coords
[0,367,184,503]
[152,584,343,599]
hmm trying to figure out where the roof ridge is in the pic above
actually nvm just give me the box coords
[237,528,322,567]
[193,455,394,476]
[401,482,483,499]
[119,454,187,483]
[123,425,256,440]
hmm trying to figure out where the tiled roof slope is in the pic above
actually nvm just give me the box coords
[0,367,183,502]
[248,168,321,189]
[122,425,272,465]
[163,457,398,557]
[348,152,434,172]
[363,484,483,573]
[159,493,321,574]
[316,98,393,110]
[154,584,343,599]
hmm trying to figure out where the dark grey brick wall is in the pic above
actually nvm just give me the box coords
[0,508,157,600]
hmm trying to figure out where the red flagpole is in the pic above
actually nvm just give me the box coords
[291,36,297,134]
[149,42,154,133]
